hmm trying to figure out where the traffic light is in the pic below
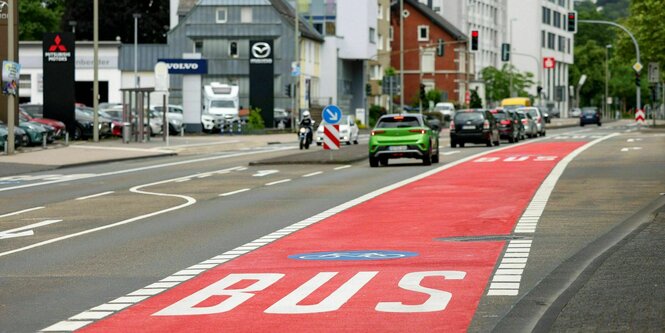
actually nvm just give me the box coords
[436,39,444,57]
[501,43,510,62]
[635,73,641,87]
[471,30,479,51]
[419,84,426,101]
[284,84,291,97]
[567,12,577,33]
[537,86,543,96]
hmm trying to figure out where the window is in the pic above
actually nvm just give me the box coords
[547,32,555,49]
[369,27,376,44]
[421,49,435,73]
[418,25,429,41]
[567,38,571,54]
[229,41,238,58]
[241,7,252,23]
[558,35,565,52]
[542,7,551,25]
[378,4,383,20]
[389,26,394,41]
[554,11,561,28]
[216,8,227,23]
[195,40,203,53]
[541,31,546,48]
[19,74,31,90]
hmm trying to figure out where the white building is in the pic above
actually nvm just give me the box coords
[419,0,508,77]
[507,0,575,116]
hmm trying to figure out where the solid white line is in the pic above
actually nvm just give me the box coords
[75,191,114,201]
[41,320,92,332]
[266,179,291,186]
[303,171,323,178]
[443,151,461,155]
[487,289,519,296]
[334,165,352,170]
[0,206,45,219]
[0,147,295,193]
[220,188,251,197]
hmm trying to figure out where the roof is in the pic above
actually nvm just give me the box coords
[392,0,467,41]
[270,0,324,42]
[177,0,197,16]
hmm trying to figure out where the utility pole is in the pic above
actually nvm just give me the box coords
[294,1,300,128]
[399,0,404,112]
[605,44,612,119]
[6,0,16,154]
[93,0,99,142]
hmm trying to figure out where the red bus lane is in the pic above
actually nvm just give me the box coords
[79,142,585,332]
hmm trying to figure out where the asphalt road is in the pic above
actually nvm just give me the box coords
[1,122,664,332]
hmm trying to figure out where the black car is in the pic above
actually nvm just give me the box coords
[450,109,500,147]
[74,107,113,140]
[490,109,521,143]
[580,107,602,126]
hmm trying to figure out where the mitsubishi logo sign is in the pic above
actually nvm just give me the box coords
[44,34,72,62]
[250,41,273,65]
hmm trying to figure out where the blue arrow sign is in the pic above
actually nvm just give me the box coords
[322,104,342,125]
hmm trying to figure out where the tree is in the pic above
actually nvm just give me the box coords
[570,41,607,107]
[18,0,64,40]
[469,88,482,108]
[60,0,170,43]
[481,64,535,104]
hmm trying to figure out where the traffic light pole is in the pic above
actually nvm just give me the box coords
[579,20,641,114]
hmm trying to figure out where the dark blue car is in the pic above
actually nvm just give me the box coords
[580,107,602,126]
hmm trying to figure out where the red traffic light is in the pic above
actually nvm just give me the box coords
[471,30,479,51]
[472,30,479,37]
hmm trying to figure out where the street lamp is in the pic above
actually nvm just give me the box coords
[605,44,612,118]
[509,18,518,97]
[133,13,141,89]
[68,20,77,34]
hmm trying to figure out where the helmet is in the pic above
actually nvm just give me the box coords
[302,110,311,119]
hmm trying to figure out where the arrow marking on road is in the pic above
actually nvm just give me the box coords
[253,170,279,177]
[0,220,62,240]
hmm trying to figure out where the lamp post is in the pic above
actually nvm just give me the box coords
[605,44,612,119]
[93,0,99,142]
[133,13,141,89]
[509,18,517,97]
[68,20,77,34]
[399,0,404,112]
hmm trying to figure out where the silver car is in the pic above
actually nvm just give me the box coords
[520,107,546,136]
[516,110,537,139]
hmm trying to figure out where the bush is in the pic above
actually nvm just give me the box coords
[247,108,265,130]
[369,104,387,127]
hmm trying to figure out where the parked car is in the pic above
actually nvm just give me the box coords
[17,117,53,146]
[516,110,537,139]
[434,102,455,122]
[570,108,581,118]
[151,104,185,134]
[19,108,66,139]
[316,115,360,146]
[580,107,602,126]
[74,107,113,140]
[0,122,29,147]
[490,108,520,143]
[369,114,439,167]
[520,107,546,136]
[274,108,291,128]
[450,109,500,147]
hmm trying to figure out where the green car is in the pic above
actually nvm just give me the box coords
[369,114,441,167]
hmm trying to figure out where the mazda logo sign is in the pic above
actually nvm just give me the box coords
[252,42,271,59]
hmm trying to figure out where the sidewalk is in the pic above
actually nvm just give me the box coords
[0,133,299,177]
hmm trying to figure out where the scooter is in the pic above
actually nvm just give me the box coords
[299,125,312,150]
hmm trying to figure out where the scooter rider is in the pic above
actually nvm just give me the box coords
[299,110,315,143]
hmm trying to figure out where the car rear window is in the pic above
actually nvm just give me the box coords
[526,109,539,117]
[455,112,484,122]
[376,116,421,128]
[582,109,597,115]
[492,112,508,120]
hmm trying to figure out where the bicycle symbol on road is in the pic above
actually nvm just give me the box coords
[289,250,418,261]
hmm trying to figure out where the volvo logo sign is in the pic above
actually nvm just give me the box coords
[250,41,273,65]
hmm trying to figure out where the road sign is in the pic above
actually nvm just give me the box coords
[543,57,556,69]
[322,104,342,125]
[381,76,400,95]
[154,62,169,92]
[633,62,643,73]
[323,124,340,150]
[635,109,646,124]
[291,62,300,77]
[648,62,660,83]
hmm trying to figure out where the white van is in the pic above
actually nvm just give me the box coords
[434,102,456,121]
